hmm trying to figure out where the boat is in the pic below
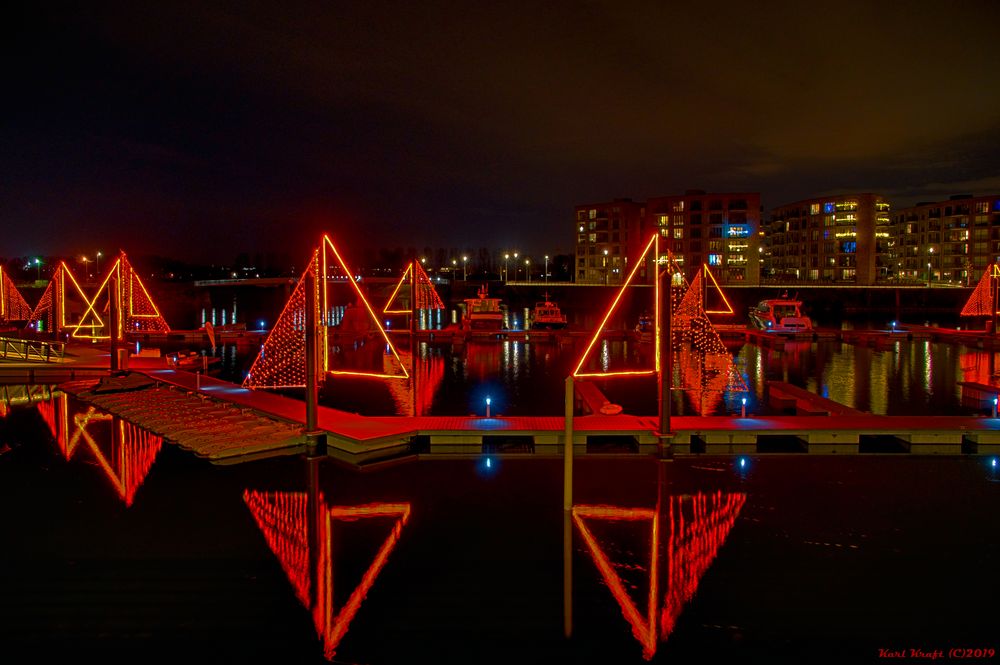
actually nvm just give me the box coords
[749,294,813,332]
[462,285,504,330]
[635,312,654,343]
[529,293,567,329]
[166,350,221,371]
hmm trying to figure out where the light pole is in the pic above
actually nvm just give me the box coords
[34,258,41,281]
[96,251,102,275]
[504,253,509,281]
[451,258,457,279]
[525,258,531,282]
[513,252,519,280]
[544,255,549,284]
[927,247,934,285]
[603,248,609,285]
[82,257,91,279]
[462,255,468,281]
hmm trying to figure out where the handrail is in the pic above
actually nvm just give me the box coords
[0,336,66,363]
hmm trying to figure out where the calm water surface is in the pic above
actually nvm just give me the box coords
[232,338,998,417]
[1,393,998,663]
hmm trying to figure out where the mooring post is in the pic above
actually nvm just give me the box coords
[109,274,119,373]
[564,375,573,511]
[659,263,673,456]
[305,267,326,454]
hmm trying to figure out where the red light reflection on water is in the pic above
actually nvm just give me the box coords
[243,490,410,661]
[573,491,746,660]
[37,394,162,506]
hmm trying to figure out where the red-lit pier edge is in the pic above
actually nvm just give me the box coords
[0,360,993,464]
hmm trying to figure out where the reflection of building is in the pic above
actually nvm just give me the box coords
[574,199,644,284]
[244,488,410,661]
[572,491,746,660]
[765,194,890,285]
[891,194,1000,284]
[646,191,761,284]
[37,394,162,506]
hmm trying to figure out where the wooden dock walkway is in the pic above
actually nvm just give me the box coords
[48,369,1000,465]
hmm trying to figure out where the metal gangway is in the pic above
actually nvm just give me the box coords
[0,336,66,363]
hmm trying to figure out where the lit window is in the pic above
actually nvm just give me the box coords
[673,228,683,239]
[728,226,749,237]
[810,203,820,215]
[589,209,596,219]
[841,241,857,254]
[708,254,722,266]
[672,201,685,212]
[823,202,835,214]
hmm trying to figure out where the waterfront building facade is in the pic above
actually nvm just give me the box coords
[764,194,890,286]
[573,198,644,284]
[644,190,761,284]
[891,194,1000,284]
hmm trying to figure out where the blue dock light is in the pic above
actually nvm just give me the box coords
[486,396,492,418]
[259,319,266,330]
[890,321,896,332]
[992,457,998,469]
[741,396,747,418]
[994,397,998,418]
[486,457,492,469]
[739,457,747,468]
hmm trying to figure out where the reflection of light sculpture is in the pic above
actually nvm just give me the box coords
[37,394,162,506]
[244,236,408,389]
[0,265,33,323]
[0,385,52,419]
[386,347,445,416]
[243,490,410,661]
[573,491,746,660]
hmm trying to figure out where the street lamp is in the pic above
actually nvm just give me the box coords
[525,258,530,282]
[544,255,549,284]
[504,253,509,281]
[451,258,457,279]
[96,251,102,275]
[82,256,91,279]
[34,258,41,280]
[513,252,519,280]
[462,255,468,281]
[603,248,609,285]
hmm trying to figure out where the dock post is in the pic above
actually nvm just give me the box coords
[110,274,119,373]
[305,267,326,454]
[563,509,573,638]
[658,259,673,456]
[563,375,573,511]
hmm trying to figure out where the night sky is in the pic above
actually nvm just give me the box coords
[4,1,1000,264]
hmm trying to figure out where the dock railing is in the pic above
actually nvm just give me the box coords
[0,336,65,363]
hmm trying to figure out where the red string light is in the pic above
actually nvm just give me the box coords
[961,263,1000,317]
[0,266,32,322]
[573,491,746,660]
[243,490,410,661]
[384,261,445,313]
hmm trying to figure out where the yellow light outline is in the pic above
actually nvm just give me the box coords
[702,264,734,315]
[573,234,659,378]
[383,262,413,314]
[322,235,409,380]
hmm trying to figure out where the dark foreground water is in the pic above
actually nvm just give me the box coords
[1,394,998,663]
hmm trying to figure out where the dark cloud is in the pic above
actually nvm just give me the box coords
[2,0,999,263]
